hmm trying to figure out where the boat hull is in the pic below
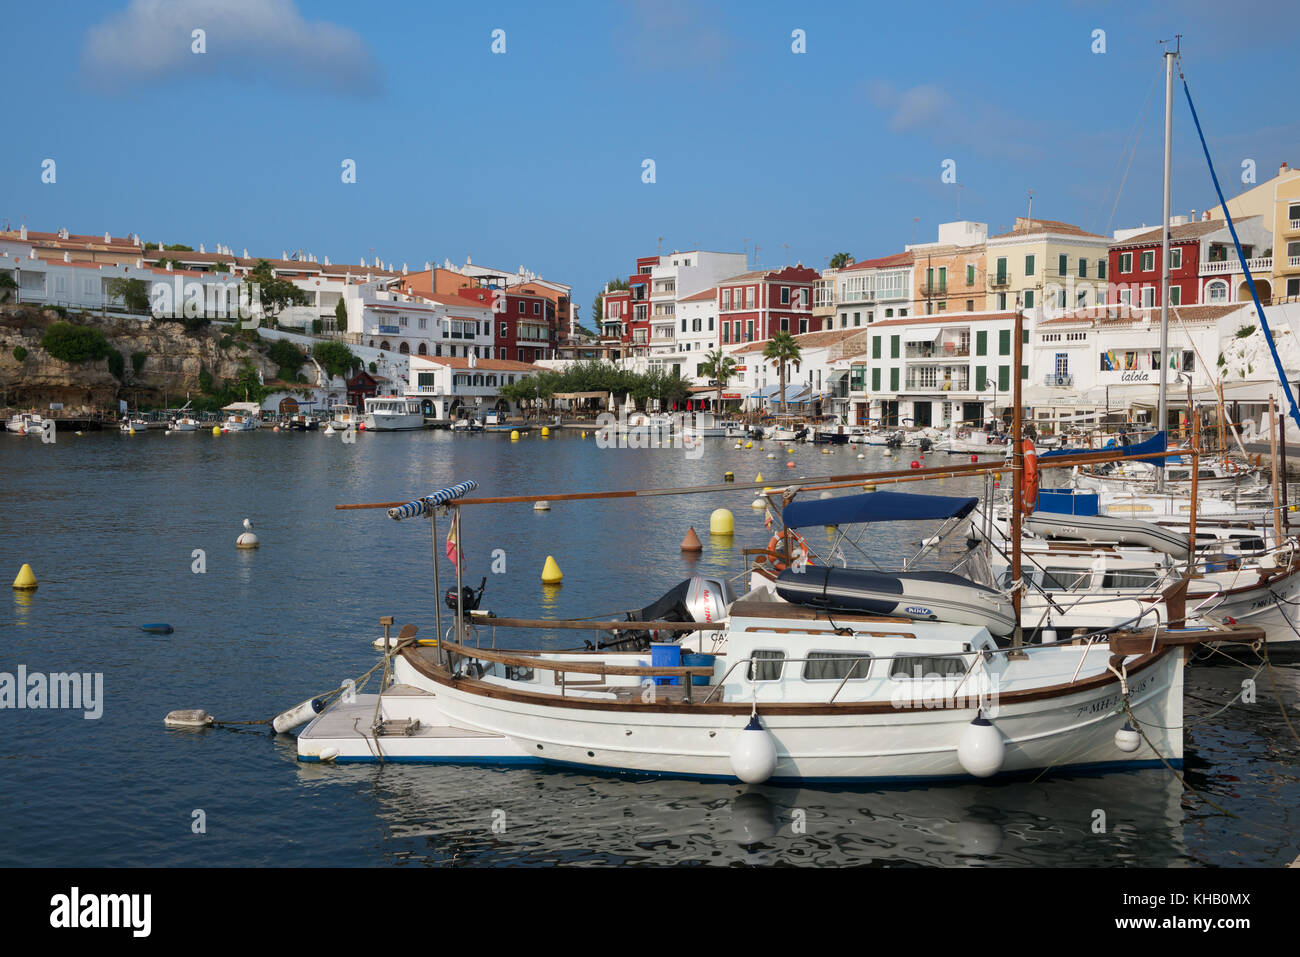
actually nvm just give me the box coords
[392,649,1181,781]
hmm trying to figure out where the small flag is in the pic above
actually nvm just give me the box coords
[764,508,773,530]
[445,511,463,567]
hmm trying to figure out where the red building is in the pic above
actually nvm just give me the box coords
[1106,219,1246,309]
[716,265,820,348]
[457,284,558,362]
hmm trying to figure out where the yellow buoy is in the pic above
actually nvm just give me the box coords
[128,428,136,435]
[723,471,734,482]
[541,426,550,437]
[12,563,37,591]
[212,426,222,436]
[745,441,753,449]
[510,430,520,442]
[581,431,586,438]
[709,508,735,535]
[541,555,563,583]
[755,472,763,482]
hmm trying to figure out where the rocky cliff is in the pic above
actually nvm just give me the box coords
[0,305,276,411]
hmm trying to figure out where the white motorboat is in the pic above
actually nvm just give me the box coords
[935,428,1007,455]
[680,412,731,438]
[329,404,360,431]
[170,416,200,432]
[119,416,151,433]
[363,396,425,431]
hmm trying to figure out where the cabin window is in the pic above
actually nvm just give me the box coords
[747,650,785,681]
[889,655,967,678]
[1040,567,1091,590]
[802,652,871,681]
[1101,570,1160,589]
[1228,535,1265,551]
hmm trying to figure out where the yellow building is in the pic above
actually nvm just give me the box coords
[985,218,1111,315]
[1207,162,1300,303]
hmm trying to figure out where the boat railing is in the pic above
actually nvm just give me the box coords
[436,636,718,703]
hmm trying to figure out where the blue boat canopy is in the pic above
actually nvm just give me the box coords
[782,490,978,528]
[1038,430,1167,467]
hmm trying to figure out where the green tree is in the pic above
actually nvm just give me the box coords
[131,351,148,375]
[107,350,125,380]
[106,277,151,313]
[267,339,305,380]
[40,322,112,363]
[13,345,28,361]
[313,341,360,380]
[334,297,348,331]
[828,252,853,270]
[247,259,310,325]
[762,331,802,415]
[699,348,738,413]
[0,272,16,303]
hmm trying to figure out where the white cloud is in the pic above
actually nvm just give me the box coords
[81,0,381,95]
[869,82,950,132]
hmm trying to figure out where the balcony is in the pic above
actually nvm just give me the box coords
[1201,257,1272,276]
[1289,219,1300,231]
[1044,373,1074,387]
[990,273,1010,288]
[921,283,948,297]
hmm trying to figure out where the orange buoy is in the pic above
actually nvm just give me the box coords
[680,527,703,553]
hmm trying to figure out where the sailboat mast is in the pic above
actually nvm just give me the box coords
[1157,44,1175,491]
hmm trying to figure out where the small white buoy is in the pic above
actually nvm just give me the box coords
[236,518,259,549]
[857,453,865,459]
[164,709,214,729]
[957,711,1005,778]
[819,491,833,500]
[272,697,325,733]
[1114,721,1141,753]
[729,714,778,784]
[767,453,776,459]
[534,500,551,511]
[324,425,336,435]
[922,535,941,547]
[1041,628,1058,644]
[319,747,341,762]
[751,498,766,510]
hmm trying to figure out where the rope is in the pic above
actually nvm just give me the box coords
[1120,698,1235,818]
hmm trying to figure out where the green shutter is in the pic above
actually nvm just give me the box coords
[966,264,975,286]
[998,366,1010,391]
[1025,255,1035,276]
[999,330,1010,355]
[1022,329,1029,344]
[890,335,899,358]
[976,331,987,356]
[975,366,986,390]
[872,336,881,359]
[1024,290,1034,308]
[872,368,881,391]
[1021,364,1029,380]
[1079,258,1087,278]
[1058,254,1067,276]
[889,368,899,391]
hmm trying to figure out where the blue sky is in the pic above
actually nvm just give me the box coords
[3,0,1296,322]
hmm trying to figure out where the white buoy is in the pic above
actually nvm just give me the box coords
[819,491,833,500]
[1041,628,1058,644]
[324,425,336,435]
[1114,721,1141,753]
[236,518,259,549]
[957,711,1005,778]
[729,714,778,784]
[272,697,325,733]
[319,747,341,762]
[164,709,214,729]
[534,500,551,511]
[751,498,766,510]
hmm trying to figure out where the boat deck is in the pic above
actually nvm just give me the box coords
[296,687,537,763]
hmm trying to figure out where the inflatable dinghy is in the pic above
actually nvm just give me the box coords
[775,566,1016,636]
[1026,511,1190,559]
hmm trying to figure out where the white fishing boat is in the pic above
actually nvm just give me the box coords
[5,412,44,435]
[680,412,732,438]
[170,417,200,432]
[363,396,424,431]
[119,416,151,433]
[935,427,1007,455]
[291,475,1258,779]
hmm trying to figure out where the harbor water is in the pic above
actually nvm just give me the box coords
[2,429,1298,866]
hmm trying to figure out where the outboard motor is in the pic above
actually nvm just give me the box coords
[445,577,487,618]
[918,437,932,452]
[601,576,735,650]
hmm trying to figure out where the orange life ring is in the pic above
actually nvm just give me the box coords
[767,533,814,572]
[1022,439,1039,513]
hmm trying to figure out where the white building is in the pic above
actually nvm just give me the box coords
[342,284,494,360]
[405,354,543,419]
[725,328,866,414]
[863,310,1030,428]
[834,251,915,329]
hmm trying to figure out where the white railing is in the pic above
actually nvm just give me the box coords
[1291,256,1300,268]
[1200,257,1272,276]
[1289,219,1300,231]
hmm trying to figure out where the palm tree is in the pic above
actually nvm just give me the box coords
[763,331,802,416]
[699,348,738,414]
